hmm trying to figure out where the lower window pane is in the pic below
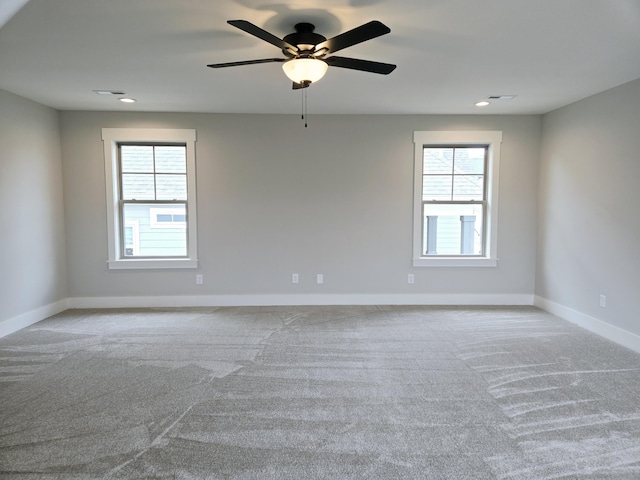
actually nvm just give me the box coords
[423,204,484,255]
[122,204,187,257]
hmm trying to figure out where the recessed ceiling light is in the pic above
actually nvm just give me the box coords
[119,97,137,103]
[475,101,490,107]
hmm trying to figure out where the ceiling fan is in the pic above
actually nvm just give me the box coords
[207,20,396,89]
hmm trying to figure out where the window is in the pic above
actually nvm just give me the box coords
[413,131,502,267]
[102,128,198,269]
[149,207,187,228]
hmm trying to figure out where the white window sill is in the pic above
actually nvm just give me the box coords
[413,257,498,267]
[107,258,198,270]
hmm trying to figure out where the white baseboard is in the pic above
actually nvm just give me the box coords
[68,293,534,309]
[0,299,70,338]
[534,295,640,354]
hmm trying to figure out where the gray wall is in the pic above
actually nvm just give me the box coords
[60,112,541,300]
[4,77,640,340]
[0,89,67,324]
[537,78,640,335]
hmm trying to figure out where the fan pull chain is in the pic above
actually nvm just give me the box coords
[304,87,308,128]
[300,87,309,128]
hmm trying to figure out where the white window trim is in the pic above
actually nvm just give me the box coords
[102,128,198,270]
[413,131,502,267]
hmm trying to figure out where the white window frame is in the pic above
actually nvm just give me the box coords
[102,128,198,269]
[413,131,502,267]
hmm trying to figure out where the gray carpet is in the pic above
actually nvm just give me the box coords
[1,305,640,479]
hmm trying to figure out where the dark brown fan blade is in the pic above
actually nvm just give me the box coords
[315,21,390,55]
[207,58,285,68]
[228,20,297,54]
[325,56,396,75]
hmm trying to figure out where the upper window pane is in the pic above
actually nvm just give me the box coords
[454,149,485,174]
[155,174,187,200]
[121,145,154,173]
[122,174,155,200]
[423,176,452,201]
[452,175,484,200]
[155,146,186,173]
[424,148,454,174]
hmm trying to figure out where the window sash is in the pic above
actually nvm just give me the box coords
[421,200,487,256]
[118,144,187,201]
[119,200,189,259]
[422,146,488,202]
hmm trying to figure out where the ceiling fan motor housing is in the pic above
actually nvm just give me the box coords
[283,23,326,57]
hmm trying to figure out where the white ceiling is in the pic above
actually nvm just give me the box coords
[1,0,640,115]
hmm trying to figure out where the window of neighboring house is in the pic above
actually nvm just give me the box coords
[102,128,198,269]
[149,207,187,228]
[413,131,502,267]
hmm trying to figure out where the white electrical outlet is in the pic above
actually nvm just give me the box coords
[408,274,415,284]
[599,294,607,308]
[196,274,203,285]
[316,273,324,284]
[292,273,299,284]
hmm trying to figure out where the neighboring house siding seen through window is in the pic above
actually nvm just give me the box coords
[102,129,198,269]
[413,131,502,267]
